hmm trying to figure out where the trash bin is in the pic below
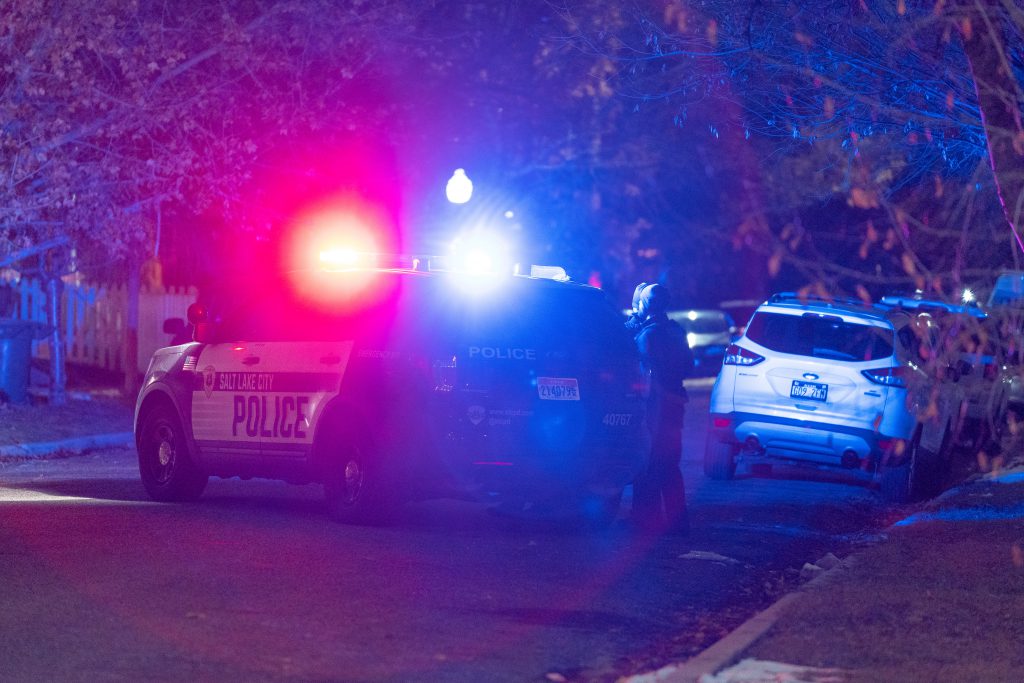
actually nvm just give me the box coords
[0,320,50,404]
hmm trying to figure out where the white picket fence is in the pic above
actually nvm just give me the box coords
[1,276,196,374]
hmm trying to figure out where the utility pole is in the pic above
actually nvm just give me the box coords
[39,250,68,406]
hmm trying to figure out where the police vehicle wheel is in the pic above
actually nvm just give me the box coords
[598,489,624,526]
[138,404,208,502]
[324,430,390,525]
[579,489,623,529]
[703,438,737,480]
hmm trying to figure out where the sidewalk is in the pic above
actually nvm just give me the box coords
[0,365,134,457]
[639,469,1024,683]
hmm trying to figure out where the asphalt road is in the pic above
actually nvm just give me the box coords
[0,385,895,682]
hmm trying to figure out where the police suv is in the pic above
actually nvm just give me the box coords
[134,257,647,524]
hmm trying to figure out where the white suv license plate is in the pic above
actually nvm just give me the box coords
[790,379,828,402]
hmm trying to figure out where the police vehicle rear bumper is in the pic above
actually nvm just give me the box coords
[441,437,646,500]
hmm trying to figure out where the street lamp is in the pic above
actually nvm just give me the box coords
[445,168,473,204]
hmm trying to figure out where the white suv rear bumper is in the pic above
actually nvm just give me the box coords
[708,411,909,468]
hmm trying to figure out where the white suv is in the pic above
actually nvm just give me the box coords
[706,293,965,502]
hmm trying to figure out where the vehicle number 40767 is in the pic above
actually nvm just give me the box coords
[602,413,632,427]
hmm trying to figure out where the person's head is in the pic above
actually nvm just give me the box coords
[631,282,649,313]
[638,283,671,319]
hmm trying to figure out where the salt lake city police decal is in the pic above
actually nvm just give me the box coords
[190,341,353,452]
[194,368,338,439]
[203,365,216,398]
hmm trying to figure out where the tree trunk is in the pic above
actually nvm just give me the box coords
[960,3,1024,254]
[46,275,66,406]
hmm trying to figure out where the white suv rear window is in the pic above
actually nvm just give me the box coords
[746,311,894,362]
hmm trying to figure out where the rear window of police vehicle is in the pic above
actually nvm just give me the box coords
[451,281,633,359]
[746,311,894,362]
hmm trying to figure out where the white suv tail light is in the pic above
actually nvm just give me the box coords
[862,366,907,388]
[723,344,765,366]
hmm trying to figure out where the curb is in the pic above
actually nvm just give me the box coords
[625,557,858,683]
[0,432,134,458]
[623,592,802,683]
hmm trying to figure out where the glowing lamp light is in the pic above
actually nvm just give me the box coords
[445,168,473,204]
[962,287,976,304]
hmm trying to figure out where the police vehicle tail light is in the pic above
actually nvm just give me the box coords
[627,362,649,397]
[596,368,642,395]
[723,344,765,366]
[862,366,908,388]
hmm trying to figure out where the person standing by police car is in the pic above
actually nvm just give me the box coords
[625,281,649,332]
[630,283,693,534]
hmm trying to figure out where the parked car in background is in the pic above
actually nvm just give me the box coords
[877,293,1011,452]
[988,271,1024,308]
[706,293,966,502]
[718,298,762,337]
[877,293,986,319]
[667,309,735,376]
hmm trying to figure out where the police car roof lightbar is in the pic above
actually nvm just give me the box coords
[524,264,569,281]
[317,250,426,272]
[318,248,363,267]
[315,248,570,282]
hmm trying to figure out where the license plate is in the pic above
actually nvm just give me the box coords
[537,377,580,401]
[790,379,827,402]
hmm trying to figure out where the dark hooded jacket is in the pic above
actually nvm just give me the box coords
[633,285,693,424]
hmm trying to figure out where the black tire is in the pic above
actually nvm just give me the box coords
[880,431,932,504]
[960,417,991,458]
[580,489,623,529]
[137,404,208,502]
[323,428,393,525]
[880,459,912,504]
[704,438,737,480]
[925,425,954,496]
